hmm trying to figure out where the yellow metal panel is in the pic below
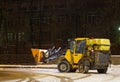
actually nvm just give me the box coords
[92,39,110,45]
[73,53,83,64]
[99,46,110,50]
[86,39,110,51]
[65,49,73,64]
[86,39,93,45]
[75,38,89,41]
[86,39,93,50]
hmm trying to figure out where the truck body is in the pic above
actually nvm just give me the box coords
[58,38,111,73]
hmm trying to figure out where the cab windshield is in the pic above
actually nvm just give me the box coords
[76,40,86,53]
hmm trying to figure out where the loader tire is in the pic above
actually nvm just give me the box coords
[97,68,108,73]
[78,61,89,73]
[58,60,71,72]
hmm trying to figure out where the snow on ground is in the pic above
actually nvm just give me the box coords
[31,65,120,82]
[1,65,120,82]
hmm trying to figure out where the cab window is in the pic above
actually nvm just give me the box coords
[70,41,75,53]
[76,40,86,53]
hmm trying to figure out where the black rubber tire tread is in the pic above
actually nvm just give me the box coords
[97,68,108,73]
[58,60,71,72]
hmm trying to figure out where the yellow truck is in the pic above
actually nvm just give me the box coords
[58,38,111,73]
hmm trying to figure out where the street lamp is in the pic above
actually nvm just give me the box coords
[118,27,120,31]
[118,27,120,44]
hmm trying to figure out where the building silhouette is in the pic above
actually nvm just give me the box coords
[0,0,120,56]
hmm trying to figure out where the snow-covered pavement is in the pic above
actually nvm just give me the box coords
[30,65,120,82]
[0,65,120,82]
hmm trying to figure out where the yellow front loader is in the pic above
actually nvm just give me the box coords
[58,38,111,73]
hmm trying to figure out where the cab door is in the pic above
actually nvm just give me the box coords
[73,40,86,64]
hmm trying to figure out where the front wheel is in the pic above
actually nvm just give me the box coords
[97,68,108,73]
[58,60,71,72]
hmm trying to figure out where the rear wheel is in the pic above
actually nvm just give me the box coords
[78,61,89,73]
[97,68,108,73]
[58,60,71,72]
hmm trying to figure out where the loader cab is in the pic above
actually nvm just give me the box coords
[69,39,86,54]
[68,38,86,64]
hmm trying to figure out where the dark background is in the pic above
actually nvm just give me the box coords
[0,0,120,64]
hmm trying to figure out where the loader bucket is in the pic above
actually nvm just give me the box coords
[31,48,43,64]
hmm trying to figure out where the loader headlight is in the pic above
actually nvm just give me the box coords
[91,49,94,52]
